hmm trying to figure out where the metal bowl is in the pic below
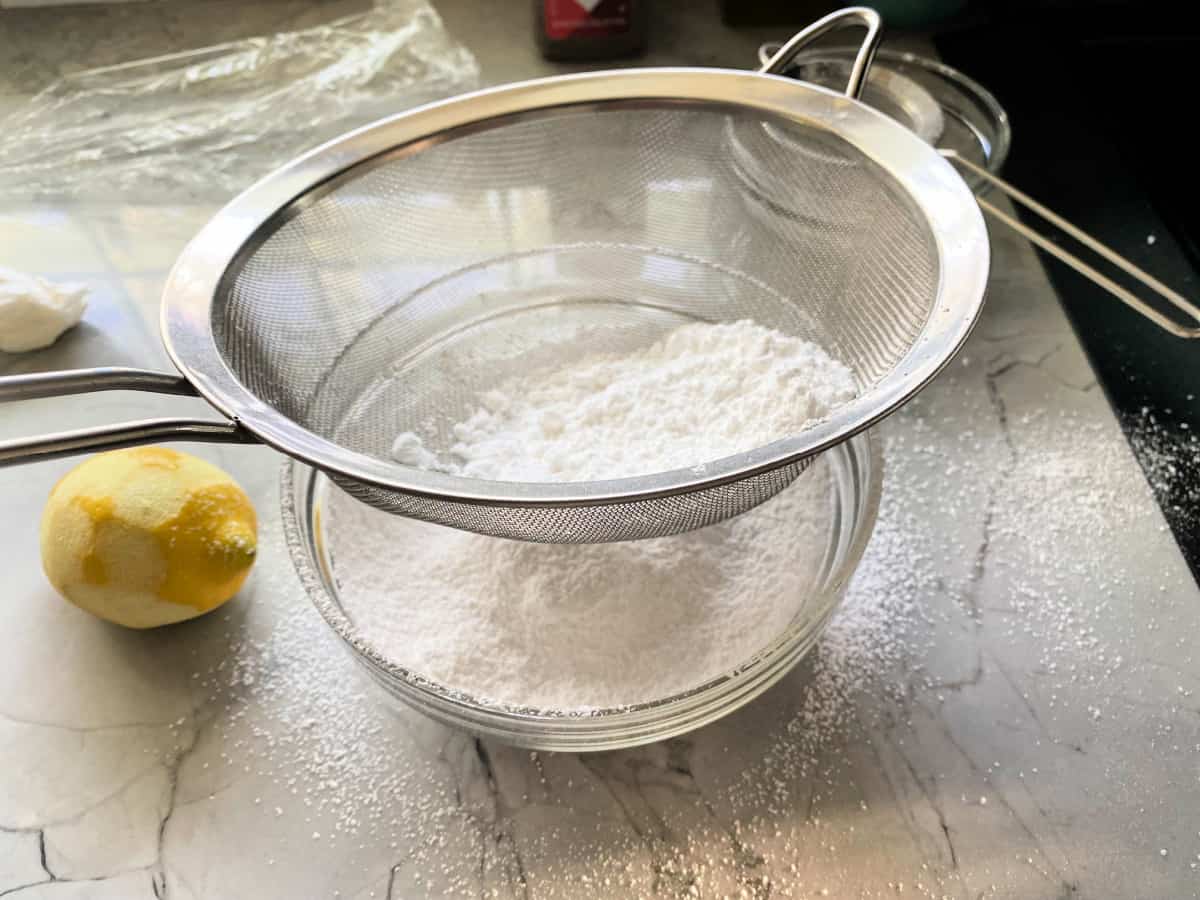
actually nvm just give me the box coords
[280,432,882,752]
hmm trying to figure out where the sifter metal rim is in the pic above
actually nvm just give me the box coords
[160,66,989,509]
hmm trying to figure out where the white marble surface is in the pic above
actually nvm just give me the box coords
[2,2,1200,898]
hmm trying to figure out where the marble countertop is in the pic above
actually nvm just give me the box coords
[2,2,1198,897]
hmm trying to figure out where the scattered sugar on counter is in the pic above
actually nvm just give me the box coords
[171,339,1197,896]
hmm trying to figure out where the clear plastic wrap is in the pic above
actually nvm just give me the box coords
[0,0,479,200]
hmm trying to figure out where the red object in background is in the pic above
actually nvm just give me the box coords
[544,0,630,39]
[537,0,647,60]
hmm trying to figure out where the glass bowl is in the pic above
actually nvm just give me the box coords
[280,432,882,752]
[757,45,1011,193]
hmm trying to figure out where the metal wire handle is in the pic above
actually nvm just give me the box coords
[758,6,882,99]
[942,150,1200,339]
[0,367,193,400]
[0,367,253,465]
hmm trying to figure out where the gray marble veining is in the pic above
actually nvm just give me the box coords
[1,2,1198,898]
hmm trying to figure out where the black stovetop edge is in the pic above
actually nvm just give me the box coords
[936,23,1200,581]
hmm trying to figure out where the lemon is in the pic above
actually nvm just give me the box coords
[39,447,257,629]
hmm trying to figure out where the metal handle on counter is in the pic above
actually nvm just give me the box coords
[0,419,255,466]
[0,366,256,465]
[0,366,196,401]
[943,149,1200,339]
[758,7,882,100]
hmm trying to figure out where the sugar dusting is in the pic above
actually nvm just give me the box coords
[177,384,1197,896]
[1127,406,1200,535]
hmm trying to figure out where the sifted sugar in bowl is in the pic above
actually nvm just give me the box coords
[326,320,857,710]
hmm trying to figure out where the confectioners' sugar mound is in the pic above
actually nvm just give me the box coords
[343,318,859,709]
[326,456,837,710]
[392,319,857,481]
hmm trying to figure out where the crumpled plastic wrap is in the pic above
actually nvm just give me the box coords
[0,0,479,200]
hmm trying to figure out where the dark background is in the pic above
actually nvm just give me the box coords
[934,2,1200,575]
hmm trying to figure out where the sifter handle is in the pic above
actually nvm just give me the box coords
[0,419,255,466]
[0,366,195,401]
[943,149,1200,339]
[758,7,883,100]
[0,366,256,465]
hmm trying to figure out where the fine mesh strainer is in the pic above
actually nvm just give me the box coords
[0,9,1185,543]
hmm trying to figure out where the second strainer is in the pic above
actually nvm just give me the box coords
[0,8,989,542]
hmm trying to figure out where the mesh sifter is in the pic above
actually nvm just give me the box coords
[0,8,1148,543]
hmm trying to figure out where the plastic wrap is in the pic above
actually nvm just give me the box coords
[0,0,479,200]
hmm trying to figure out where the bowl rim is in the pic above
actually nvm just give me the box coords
[279,430,884,743]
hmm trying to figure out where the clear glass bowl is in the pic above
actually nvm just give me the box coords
[757,45,1011,193]
[280,432,882,752]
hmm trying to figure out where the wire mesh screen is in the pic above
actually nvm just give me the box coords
[214,101,941,541]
